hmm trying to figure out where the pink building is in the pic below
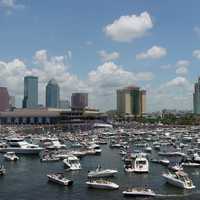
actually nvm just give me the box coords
[0,87,9,111]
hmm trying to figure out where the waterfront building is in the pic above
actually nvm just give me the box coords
[193,77,200,114]
[0,87,9,112]
[71,93,88,109]
[59,99,70,109]
[22,76,38,108]
[46,79,60,108]
[117,86,146,116]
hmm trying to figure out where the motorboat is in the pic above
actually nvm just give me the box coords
[0,165,6,175]
[88,165,118,178]
[163,171,195,189]
[122,188,156,197]
[124,159,134,172]
[86,179,119,190]
[63,155,81,170]
[4,152,19,161]
[181,162,200,167]
[0,140,43,155]
[47,173,73,186]
[169,164,183,171]
[134,154,149,173]
[40,154,60,162]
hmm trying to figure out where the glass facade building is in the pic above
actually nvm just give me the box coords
[46,79,60,108]
[23,76,38,108]
[193,77,200,114]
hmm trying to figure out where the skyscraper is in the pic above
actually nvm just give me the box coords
[0,87,9,111]
[46,79,60,108]
[193,77,200,114]
[117,86,146,116]
[71,93,88,109]
[23,76,38,108]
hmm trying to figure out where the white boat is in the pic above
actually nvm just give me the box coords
[181,162,200,167]
[88,165,118,178]
[122,188,156,197]
[134,154,149,173]
[0,141,43,155]
[47,173,73,186]
[169,164,183,171]
[86,179,119,190]
[124,159,134,172]
[63,155,81,170]
[163,171,195,189]
[4,152,19,161]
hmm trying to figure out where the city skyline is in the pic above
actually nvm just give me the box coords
[0,0,200,111]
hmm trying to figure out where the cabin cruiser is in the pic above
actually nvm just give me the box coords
[124,159,134,172]
[42,137,66,149]
[63,155,81,170]
[88,165,118,178]
[134,154,149,173]
[47,173,73,186]
[88,143,102,154]
[122,188,156,197]
[4,152,19,161]
[0,140,43,155]
[86,179,119,190]
[163,171,195,189]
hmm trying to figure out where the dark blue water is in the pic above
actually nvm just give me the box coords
[0,145,199,200]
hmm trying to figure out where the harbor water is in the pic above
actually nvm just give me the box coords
[0,144,199,200]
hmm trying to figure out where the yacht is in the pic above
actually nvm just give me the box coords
[63,155,81,170]
[163,171,195,189]
[124,159,134,172]
[122,188,156,197]
[134,154,149,173]
[47,173,73,186]
[88,165,118,178]
[0,140,43,155]
[86,179,119,190]
[4,152,19,161]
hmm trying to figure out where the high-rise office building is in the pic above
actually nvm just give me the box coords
[117,86,146,116]
[22,76,38,108]
[193,77,200,114]
[46,79,60,108]
[9,96,15,109]
[0,87,9,111]
[71,93,88,109]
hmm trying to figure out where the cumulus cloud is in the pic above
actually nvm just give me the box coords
[0,0,25,14]
[98,50,120,62]
[175,60,190,76]
[193,49,200,59]
[164,77,191,88]
[136,46,167,60]
[104,12,153,42]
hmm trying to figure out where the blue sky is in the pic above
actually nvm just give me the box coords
[0,0,200,111]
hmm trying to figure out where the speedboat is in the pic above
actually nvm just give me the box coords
[4,152,19,161]
[86,179,119,190]
[63,155,81,170]
[134,154,149,173]
[47,173,73,186]
[122,188,156,197]
[163,171,195,189]
[88,165,118,178]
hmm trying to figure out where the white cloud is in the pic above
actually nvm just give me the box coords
[193,49,200,59]
[98,50,120,62]
[104,12,153,42]
[194,26,200,37]
[0,0,25,13]
[136,46,167,60]
[164,76,191,88]
[175,67,188,76]
[176,60,190,68]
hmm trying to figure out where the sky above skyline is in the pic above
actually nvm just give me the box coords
[0,0,200,112]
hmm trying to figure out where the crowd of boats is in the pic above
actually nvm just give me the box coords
[0,125,200,197]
